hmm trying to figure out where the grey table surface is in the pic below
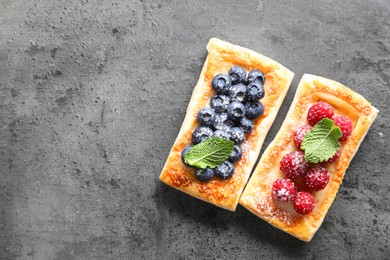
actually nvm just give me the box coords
[1,0,389,259]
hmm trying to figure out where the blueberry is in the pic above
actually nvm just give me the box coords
[181,146,192,165]
[245,101,264,119]
[212,130,231,140]
[192,126,213,144]
[213,113,234,131]
[196,168,215,182]
[214,161,235,180]
[229,66,247,84]
[228,83,247,103]
[197,108,216,127]
[229,145,242,162]
[228,127,246,144]
[210,95,230,113]
[212,74,232,94]
[247,69,266,85]
[227,101,246,122]
[239,117,254,133]
[246,81,265,102]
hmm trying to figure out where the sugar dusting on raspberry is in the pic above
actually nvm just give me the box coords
[293,191,315,215]
[304,165,330,191]
[333,115,353,141]
[293,125,312,149]
[272,178,297,202]
[280,151,309,179]
[307,101,334,126]
[278,188,287,197]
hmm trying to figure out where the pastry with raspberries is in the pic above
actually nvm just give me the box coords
[273,101,353,215]
[240,74,378,241]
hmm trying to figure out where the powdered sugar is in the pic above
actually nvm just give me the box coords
[293,125,312,149]
[272,178,297,202]
[277,188,287,197]
[304,165,330,191]
[280,151,309,179]
[257,195,295,225]
[293,191,315,215]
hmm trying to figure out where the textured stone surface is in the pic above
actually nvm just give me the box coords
[0,0,389,259]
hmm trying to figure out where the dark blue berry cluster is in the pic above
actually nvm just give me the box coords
[182,66,266,182]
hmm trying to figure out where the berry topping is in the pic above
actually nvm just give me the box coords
[239,117,254,133]
[293,125,312,149]
[212,74,232,94]
[246,81,265,102]
[304,165,330,191]
[244,101,264,119]
[293,191,315,215]
[213,113,234,131]
[210,95,230,113]
[229,66,247,84]
[197,107,216,127]
[187,67,268,180]
[323,144,342,164]
[307,101,334,126]
[333,115,353,141]
[247,69,266,85]
[181,146,192,166]
[214,160,235,180]
[212,129,231,140]
[192,126,213,144]
[272,178,297,202]
[228,127,246,145]
[229,83,247,103]
[228,145,242,162]
[227,101,246,121]
[280,151,309,179]
[196,168,215,182]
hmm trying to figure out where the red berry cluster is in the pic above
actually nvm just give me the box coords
[272,101,353,215]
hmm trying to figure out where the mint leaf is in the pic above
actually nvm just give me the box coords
[301,118,342,163]
[184,137,234,169]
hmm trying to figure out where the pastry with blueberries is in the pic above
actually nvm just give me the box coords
[160,38,294,211]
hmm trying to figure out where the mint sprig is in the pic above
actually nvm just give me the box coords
[184,137,234,169]
[301,118,342,163]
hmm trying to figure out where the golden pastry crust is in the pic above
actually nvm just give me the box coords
[239,74,379,241]
[159,38,294,211]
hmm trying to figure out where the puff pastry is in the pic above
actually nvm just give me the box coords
[159,38,294,211]
[239,74,379,241]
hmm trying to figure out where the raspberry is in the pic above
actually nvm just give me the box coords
[323,144,342,164]
[293,125,312,149]
[271,178,297,202]
[307,101,334,126]
[304,165,330,191]
[333,115,353,141]
[280,151,309,179]
[293,191,315,215]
